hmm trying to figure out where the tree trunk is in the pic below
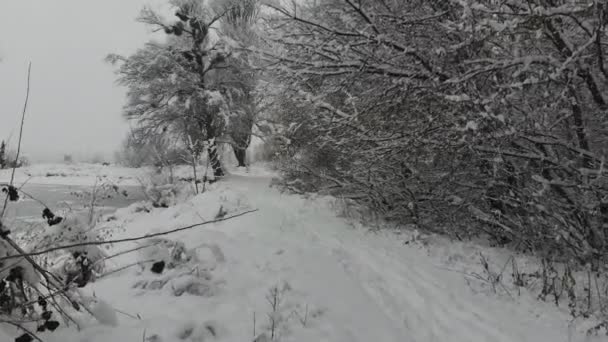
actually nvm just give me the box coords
[0,141,5,169]
[208,141,224,178]
[204,115,225,178]
[569,87,592,168]
[190,155,199,194]
[231,128,252,168]
[233,147,247,167]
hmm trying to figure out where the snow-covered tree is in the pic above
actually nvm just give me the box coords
[108,0,260,176]
[259,0,608,265]
[217,0,260,167]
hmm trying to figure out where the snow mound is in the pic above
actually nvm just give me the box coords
[33,172,606,342]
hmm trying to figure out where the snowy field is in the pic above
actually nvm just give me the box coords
[0,163,143,187]
[0,164,602,342]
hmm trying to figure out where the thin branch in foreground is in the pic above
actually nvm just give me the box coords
[97,243,160,266]
[0,209,259,261]
[96,259,156,280]
[1,62,32,219]
[114,307,142,321]
[0,319,44,342]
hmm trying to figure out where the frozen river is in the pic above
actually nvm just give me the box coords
[3,183,145,220]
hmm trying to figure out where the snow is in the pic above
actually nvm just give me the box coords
[0,163,143,186]
[1,165,603,341]
[86,299,119,327]
[465,120,479,131]
[444,94,471,102]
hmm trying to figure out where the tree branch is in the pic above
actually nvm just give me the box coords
[0,209,259,261]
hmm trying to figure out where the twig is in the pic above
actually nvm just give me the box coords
[594,274,604,314]
[587,270,592,313]
[0,232,79,301]
[202,148,211,193]
[18,188,51,209]
[0,319,44,342]
[0,219,87,328]
[0,259,25,276]
[253,311,256,338]
[31,282,79,328]
[1,62,32,219]
[97,243,160,265]
[0,209,259,261]
[96,259,156,280]
[114,307,142,320]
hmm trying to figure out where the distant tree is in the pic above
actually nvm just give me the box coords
[116,126,189,185]
[90,153,105,164]
[16,155,29,168]
[107,0,260,177]
[219,54,257,167]
[0,140,6,169]
[217,0,260,167]
[0,141,28,169]
[115,130,152,168]
[63,154,73,164]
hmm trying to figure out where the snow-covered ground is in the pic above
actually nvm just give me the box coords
[2,165,600,342]
[0,163,143,186]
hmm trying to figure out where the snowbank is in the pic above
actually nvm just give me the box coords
[0,163,143,186]
[3,170,603,342]
[0,163,275,188]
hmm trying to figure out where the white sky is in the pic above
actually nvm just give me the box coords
[0,0,167,162]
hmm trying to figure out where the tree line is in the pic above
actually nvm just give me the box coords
[257,0,608,267]
[0,140,28,169]
[111,0,608,265]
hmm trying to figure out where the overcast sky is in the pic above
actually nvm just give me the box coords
[0,0,167,162]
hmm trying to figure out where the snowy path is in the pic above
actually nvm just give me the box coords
[40,172,593,342]
[217,175,581,342]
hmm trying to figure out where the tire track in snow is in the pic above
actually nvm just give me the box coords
[328,242,512,342]
[272,212,555,341]
[336,246,515,342]
[226,175,586,342]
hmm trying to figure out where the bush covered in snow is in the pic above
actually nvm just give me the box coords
[263,0,608,271]
[138,170,190,208]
